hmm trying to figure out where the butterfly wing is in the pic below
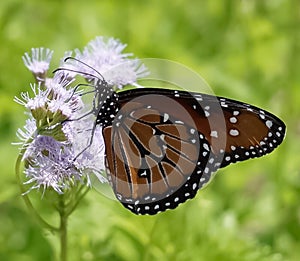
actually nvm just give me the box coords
[102,88,286,215]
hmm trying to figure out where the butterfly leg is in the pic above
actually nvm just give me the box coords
[72,119,98,161]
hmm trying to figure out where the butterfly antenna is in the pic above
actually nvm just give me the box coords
[72,121,98,161]
[53,67,103,82]
[64,56,105,81]
[65,82,96,103]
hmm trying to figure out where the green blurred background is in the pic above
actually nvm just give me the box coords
[0,0,299,260]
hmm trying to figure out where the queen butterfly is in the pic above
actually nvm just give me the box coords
[56,60,286,215]
[100,88,285,215]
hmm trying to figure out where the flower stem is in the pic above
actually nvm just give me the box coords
[59,194,68,261]
[66,184,89,216]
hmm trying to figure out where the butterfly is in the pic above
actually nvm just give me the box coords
[56,59,286,215]
[96,88,285,215]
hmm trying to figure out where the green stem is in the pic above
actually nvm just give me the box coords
[66,185,89,216]
[59,194,68,261]
[59,184,90,261]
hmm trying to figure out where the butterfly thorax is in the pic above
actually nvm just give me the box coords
[94,81,119,128]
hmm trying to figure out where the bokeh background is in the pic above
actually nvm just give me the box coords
[0,0,299,260]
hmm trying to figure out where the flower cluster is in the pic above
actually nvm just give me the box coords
[63,36,148,88]
[15,36,147,194]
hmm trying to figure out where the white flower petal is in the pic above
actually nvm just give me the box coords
[22,47,53,74]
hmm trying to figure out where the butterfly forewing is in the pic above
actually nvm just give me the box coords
[216,97,286,167]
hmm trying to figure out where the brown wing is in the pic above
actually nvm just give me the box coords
[103,88,285,214]
[103,94,214,215]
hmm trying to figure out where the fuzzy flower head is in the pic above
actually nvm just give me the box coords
[23,136,82,194]
[15,72,82,142]
[16,47,110,194]
[64,36,148,88]
[22,48,54,82]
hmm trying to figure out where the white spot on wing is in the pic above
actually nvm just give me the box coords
[210,131,218,138]
[229,129,239,136]
[266,120,273,128]
[229,117,237,124]
[163,113,169,122]
[203,143,210,151]
[221,102,228,107]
